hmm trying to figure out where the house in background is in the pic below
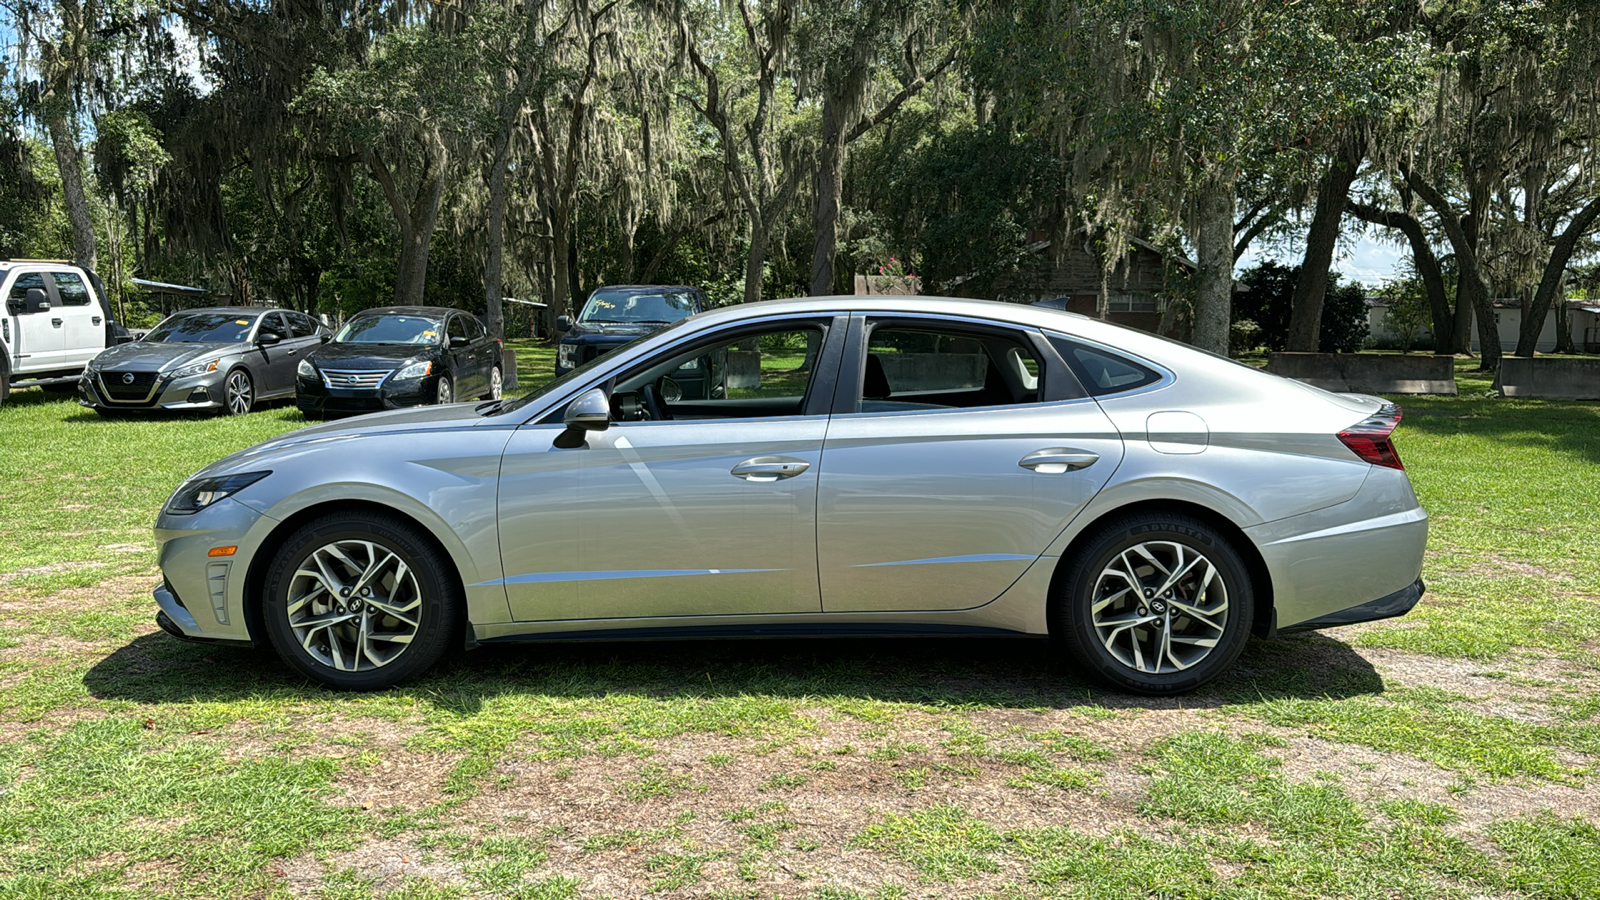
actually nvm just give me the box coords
[1367,296,1600,353]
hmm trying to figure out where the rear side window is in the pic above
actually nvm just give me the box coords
[51,272,91,306]
[1049,336,1162,396]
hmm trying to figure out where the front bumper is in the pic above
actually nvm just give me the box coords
[80,368,228,411]
[154,496,277,644]
[296,373,435,417]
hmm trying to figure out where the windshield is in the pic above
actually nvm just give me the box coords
[145,312,259,344]
[335,314,442,345]
[578,290,697,325]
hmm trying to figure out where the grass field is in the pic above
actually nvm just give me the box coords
[0,351,1597,898]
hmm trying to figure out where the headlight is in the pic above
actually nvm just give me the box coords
[393,360,432,380]
[165,471,272,515]
[297,358,317,379]
[170,359,220,379]
[557,343,575,368]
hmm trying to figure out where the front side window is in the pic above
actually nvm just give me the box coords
[610,325,826,422]
[857,323,1043,412]
[7,273,46,307]
[446,316,469,343]
[146,312,260,344]
[335,314,442,345]
[51,272,91,306]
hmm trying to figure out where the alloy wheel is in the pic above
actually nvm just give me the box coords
[225,370,252,415]
[488,367,502,400]
[284,539,422,672]
[436,376,452,404]
[1089,540,1228,674]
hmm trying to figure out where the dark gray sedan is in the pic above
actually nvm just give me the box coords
[80,307,326,416]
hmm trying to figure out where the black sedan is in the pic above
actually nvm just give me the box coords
[295,306,502,418]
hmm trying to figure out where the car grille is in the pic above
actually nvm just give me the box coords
[321,368,391,389]
[97,370,161,404]
[580,345,619,365]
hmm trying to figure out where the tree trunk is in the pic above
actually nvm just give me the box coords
[549,215,572,322]
[46,107,97,272]
[395,225,433,306]
[1555,293,1574,353]
[1514,195,1600,356]
[810,91,847,296]
[1287,143,1361,351]
[484,153,511,340]
[1347,201,1457,353]
[1192,172,1236,356]
[744,217,768,305]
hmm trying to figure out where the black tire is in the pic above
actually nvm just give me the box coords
[435,374,453,405]
[480,366,502,401]
[223,368,254,416]
[1054,512,1252,695]
[262,511,462,690]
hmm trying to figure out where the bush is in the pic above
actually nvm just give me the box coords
[1233,261,1369,353]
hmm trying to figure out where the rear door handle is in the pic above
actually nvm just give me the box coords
[51,318,63,327]
[92,316,102,325]
[731,456,811,482]
[1019,448,1099,473]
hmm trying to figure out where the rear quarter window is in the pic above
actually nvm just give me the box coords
[1049,336,1163,396]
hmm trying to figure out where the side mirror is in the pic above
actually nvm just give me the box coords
[257,330,282,345]
[25,288,50,314]
[320,333,332,343]
[555,315,573,333]
[449,334,470,349]
[553,387,610,448]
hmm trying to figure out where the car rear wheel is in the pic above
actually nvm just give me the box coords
[435,375,453,405]
[262,512,461,690]
[481,366,502,401]
[1055,512,1252,695]
[224,368,253,416]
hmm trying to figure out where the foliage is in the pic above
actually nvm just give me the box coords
[1376,276,1434,352]
[1234,261,1369,353]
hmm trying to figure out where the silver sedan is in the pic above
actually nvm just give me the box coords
[151,297,1427,694]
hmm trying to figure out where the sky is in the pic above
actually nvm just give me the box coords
[1235,226,1408,287]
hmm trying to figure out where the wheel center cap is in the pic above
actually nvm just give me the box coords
[1151,600,1168,614]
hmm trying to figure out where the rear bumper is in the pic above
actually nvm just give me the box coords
[1279,578,1424,633]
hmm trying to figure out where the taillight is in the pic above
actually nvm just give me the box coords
[1338,405,1404,470]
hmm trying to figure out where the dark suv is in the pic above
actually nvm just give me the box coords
[554,285,705,377]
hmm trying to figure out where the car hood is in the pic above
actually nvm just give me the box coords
[190,402,496,482]
[567,322,661,339]
[91,340,239,372]
[307,342,441,369]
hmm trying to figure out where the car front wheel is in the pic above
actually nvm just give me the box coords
[262,512,461,690]
[1055,512,1252,695]
[435,374,453,405]
[223,368,253,416]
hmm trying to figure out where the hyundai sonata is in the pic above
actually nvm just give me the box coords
[152,296,1426,694]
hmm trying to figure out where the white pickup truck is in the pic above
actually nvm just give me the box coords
[1,259,129,408]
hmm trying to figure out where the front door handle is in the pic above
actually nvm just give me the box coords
[92,316,102,325]
[1019,448,1099,474]
[51,318,63,327]
[731,456,811,482]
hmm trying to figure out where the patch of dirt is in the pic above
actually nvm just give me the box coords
[280,839,468,896]
[0,561,100,587]
[0,571,157,613]
[1361,647,1594,725]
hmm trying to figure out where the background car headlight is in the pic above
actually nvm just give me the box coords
[171,359,220,379]
[393,360,432,380]
[297,358,317,379]
[165,471,271,515]
[557,343,575,368]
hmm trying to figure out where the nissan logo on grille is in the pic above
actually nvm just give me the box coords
[346,375,360,384]
[122,372,135,385]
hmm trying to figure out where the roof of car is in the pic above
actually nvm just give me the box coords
[168,306,276,316]
[355,306,462,318]
[590,285,702,293]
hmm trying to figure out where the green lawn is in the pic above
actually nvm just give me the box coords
[0,351,1596,898]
